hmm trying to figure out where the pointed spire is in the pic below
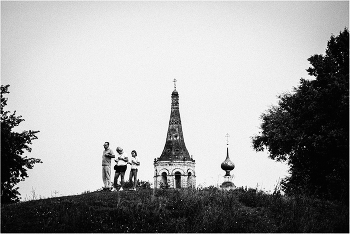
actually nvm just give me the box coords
[159,80,191,161]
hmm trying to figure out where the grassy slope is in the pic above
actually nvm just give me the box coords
[1,187,348,233]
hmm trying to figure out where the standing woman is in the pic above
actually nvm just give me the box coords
[114,147,128,191]
[128,150,140,191]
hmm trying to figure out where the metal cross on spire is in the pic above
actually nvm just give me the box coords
[225,133,230,145]
[173,78,177,89]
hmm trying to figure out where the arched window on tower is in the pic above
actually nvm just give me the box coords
[161,172,168,188]
[175,171,181,188]
[187,172,192,188]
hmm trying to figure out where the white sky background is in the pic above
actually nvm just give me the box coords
[2,1,349,200]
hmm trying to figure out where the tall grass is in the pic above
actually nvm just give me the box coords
[1,187,348,232]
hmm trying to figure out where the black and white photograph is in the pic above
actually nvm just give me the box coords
[1,1,348,232]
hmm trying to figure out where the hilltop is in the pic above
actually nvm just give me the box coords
[1,187,348,232]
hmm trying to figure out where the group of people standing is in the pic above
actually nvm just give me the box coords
[102,142,140,191]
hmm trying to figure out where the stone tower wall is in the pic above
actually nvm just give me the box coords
[154,161,196,189]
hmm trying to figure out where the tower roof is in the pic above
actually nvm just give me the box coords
[221,147,235,171]
[221,134,235,175]
[158,83,193,162]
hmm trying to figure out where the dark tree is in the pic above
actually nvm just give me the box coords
[1,85,42,203]
[252,29,349,202]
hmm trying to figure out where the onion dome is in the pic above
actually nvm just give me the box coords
[221,146,235,176]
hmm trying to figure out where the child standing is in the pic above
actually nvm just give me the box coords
[128,150,140,191]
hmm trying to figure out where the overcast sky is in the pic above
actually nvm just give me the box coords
[2,1,348,200]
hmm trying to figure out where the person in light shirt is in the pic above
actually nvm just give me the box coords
[113,147,128,191]
[128,150,140,191]
[102,142,115,191]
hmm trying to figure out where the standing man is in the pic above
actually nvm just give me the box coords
[102,142,115,191]
[128,150,140,191]
[114,147,128,191]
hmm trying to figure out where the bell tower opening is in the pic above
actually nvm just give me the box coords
[161,172,168,187]
[175,171,181,188]
[187,172,192,187]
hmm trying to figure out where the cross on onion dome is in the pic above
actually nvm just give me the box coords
[225,133,230,145]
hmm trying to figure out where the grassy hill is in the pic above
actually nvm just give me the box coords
[1,187,348,232]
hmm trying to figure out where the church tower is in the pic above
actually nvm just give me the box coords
[220,133,236,190]
[154,80,196,189]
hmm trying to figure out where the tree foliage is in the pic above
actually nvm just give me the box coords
[252,29,349,202]
[1,85,42,203]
